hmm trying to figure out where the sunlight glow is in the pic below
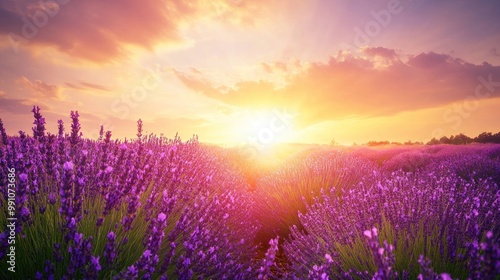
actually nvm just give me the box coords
[236,109,297,149]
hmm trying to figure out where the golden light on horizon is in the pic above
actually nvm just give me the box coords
[233,108,298,149]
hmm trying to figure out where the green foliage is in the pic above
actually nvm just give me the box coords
[329,216,468,279]
[0,186,152,279]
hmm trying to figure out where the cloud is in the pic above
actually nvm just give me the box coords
[406,52,463,68]
[176,49,500,127]
[0,0,281,63]
[175,70,222,96]
[491,48,499,57]
[261,62,288,74]
[189,67,203,75]
[362,47,398,60]
[0,97,33,114]
[17,76,63,99]
[65,82,111,92]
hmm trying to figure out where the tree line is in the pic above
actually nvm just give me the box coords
[360,132,500,146]
[426,132,500,145]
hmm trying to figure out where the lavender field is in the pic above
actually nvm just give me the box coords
[0,108,499,280]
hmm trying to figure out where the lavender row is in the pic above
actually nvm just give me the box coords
[0,107,260,279]
[281,152,499,278]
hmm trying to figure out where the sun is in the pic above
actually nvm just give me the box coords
[234,108,297,151]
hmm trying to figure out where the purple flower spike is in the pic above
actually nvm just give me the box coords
[158,212,167,222]
[63,161,74,171]
[19,173,28,182]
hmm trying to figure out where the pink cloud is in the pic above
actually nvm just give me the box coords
[362,47,398,60]
[407,52,463,68]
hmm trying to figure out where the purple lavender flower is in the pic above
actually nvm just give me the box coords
[104,231,117,266]
[84,255,101,279]
[32,106,46,141]
[0,118,8,145]
[70,111,81,149]
[63,161,74,171]
[19,173,28,182]
[57,119,64,138]
[137,119,143,139]
[258,237,279,279]
[48,192,57,205]
[53,243,63,262]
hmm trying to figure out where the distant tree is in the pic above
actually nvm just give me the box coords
[367,140,390,146]
[426,138,441,145]
[330,138,337,146]
[367,131,500,147]
[475,132,494,143]
[494,132,500,143]
[451,133,472,145]
[403,140,423,146]
[439,136,451,144]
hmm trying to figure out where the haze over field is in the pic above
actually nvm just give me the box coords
[0,0,499,145]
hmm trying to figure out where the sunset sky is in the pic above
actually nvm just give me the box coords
[1,0,500,146]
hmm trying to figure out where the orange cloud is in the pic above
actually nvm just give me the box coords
[260,60,305,74]
[176,50,500,127]
[65,82,111,92]
[0,0,282,63]
[17,76,63,100]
